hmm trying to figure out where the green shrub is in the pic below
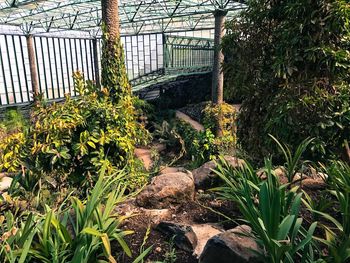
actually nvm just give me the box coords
[202,102,236,149]
[222,0,350,163]
[0,72,149,188]
[0,109,27,133]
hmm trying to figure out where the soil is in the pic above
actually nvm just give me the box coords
[117,195,240,263]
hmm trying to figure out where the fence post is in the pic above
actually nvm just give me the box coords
[162,33,168,73]
[26,34,39,100]
[92,37,100,89]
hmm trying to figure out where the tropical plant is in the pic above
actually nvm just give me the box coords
[271,135,314,183]
[0,167,151,263]
[302,191,332,222]
[310,161,350,263]
[215,158,319,263]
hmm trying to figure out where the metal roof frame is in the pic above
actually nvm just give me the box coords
[0,0,246,35]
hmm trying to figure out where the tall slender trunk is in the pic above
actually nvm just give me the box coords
[101,0,119,41]
[26,34,39,100]
[100,0,130,98]
[212,10,227,136]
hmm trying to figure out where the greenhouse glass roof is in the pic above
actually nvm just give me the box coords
[0,0,246,35]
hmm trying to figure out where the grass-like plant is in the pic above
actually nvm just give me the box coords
[270,135,314,183]
[214,158,318,263]
[0,166,151,263]
[310,161,350,263]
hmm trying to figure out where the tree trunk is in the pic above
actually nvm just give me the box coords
[212,10,227,136]
[100,0,131,98]
[101,0,119,41]
[212,10,226,104]
[26,34,39,100]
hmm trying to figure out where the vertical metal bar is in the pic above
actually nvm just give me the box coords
[92,38,100,88]
[19,36,30,102]
[52,38,61,98]
[63,38,72,94]
[4,35,16,104]
[155,34,159,70]
[130,36,135,79]
[12,35,23,103]
[69,39,76,95]
[84,39,90,80]
[79,38,85,76]
[149,35,152,72]
[58,38,66,94]
[89,39,95,81]
[136,35,141,77]
[162,33,166,69]
[74,39,79,69]
[0,37,9,105]
[39,37,48,98]
[142,34,146,74]
[46,37,55,99]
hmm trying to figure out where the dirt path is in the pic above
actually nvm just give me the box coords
[175,111,205,132]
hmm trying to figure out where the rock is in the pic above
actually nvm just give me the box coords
[0,176,13,192]
[199,225,261,263]
[136,171,195,209]
[156,221,198,252]
[135,148,153,170]
[156,221,223,255]
[191,224,223,257]
[159,166,185,174]
[257,166,327,189]
[142,208,172,225]
[193,156,245,189]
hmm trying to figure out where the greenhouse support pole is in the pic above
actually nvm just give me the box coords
[211,9,227,137]
[211,9,227,105]
[26,34,39,100]
[92,38,100,88]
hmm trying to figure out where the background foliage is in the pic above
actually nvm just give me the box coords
[222,0,350,163]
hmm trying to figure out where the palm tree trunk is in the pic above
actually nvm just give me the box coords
[101,0,119,41]
[100,0,131,98]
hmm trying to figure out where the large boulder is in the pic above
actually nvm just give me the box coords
[193,156,245,189]
[199,225,261,263]
[114,198,172,226]
[136,171,195,209]
[156,221,223,255]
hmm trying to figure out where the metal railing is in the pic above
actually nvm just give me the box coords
[0,33,213,107]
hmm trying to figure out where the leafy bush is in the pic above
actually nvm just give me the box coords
[222,0,350,163]
[0,109,27,134]
[202,102,236,149]
[0,72,149,188]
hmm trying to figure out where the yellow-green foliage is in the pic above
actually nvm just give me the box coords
[101,26,131,99]
[0,132,26,172]
[202,102,237,148]
[0,72,149,187]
